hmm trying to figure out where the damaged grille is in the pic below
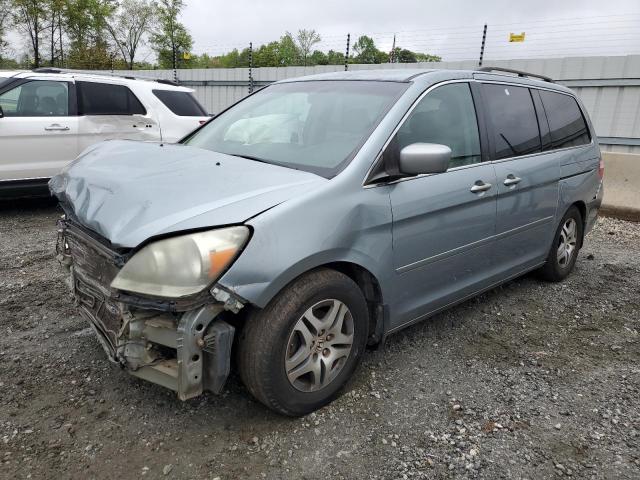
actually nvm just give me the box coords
[60,220,128,357]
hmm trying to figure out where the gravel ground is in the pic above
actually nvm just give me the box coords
[0,199,638,480]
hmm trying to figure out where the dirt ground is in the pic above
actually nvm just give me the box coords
[0,199,638,480]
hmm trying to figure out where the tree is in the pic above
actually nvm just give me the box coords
[107,0,156,69]
[294,29,320,66]
[150,0,192,69]
[326,49,345,65]
[352,35,387,64]
[12,0,48,67]
[45,0,65,66]
[0,0,11,56]
[64,0,116,69]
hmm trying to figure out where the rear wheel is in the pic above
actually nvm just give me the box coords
[537,206,583,282]
[238,269,369,416]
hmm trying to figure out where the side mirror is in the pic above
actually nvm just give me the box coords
[0,105,4,118]
[399,143,451,175]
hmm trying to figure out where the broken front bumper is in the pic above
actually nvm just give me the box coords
[58,219,236,400]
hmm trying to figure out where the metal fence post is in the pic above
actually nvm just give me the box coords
[248,42,254,94]
[478,24,487,67]
[345,33,351,71]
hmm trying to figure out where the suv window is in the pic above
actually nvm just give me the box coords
[483,84,541,160]
[539,90,591,149]
[395,83,482,169]
[152,89,207,116]
[77,81,146,115]
[0,80,69,117]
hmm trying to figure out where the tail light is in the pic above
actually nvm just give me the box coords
[598,157,604,179]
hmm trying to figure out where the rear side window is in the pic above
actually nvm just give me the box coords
[483,84,541,160]
[77,81,146,115]
[153,89,207,116]
[539,90,591,149]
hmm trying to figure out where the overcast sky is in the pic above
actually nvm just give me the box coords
[180,0,640,61]
[5,0,640,63]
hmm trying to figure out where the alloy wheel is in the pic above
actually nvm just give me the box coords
[285,299,354,392]
[557,218,578,267]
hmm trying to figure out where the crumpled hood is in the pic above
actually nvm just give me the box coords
[50,140,326,248]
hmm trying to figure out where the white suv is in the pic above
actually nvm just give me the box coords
[0,69,210,197]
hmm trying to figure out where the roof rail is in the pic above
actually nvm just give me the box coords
[156,79,180,86]
[32,67,63,74]
[477,66,553,83]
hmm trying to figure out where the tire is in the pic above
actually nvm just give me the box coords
[238,268,369,416]
[537,206,583,282]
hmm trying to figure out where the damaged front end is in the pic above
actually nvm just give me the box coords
[57,218,242,400]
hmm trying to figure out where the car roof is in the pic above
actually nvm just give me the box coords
[1,70,193,92]
[277,68,573,94]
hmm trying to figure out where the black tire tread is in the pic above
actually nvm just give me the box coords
[238,268,366,416]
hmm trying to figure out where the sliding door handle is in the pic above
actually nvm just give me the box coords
[470,181,492,193]
[503,174,522,186]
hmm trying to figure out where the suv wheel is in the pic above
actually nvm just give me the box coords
[238,269,369,416]
[537,206,583,282]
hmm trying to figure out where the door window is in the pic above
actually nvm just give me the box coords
[77,81,146,115]
[395,83,482,169]
[482,84,541,160]
[539,90,591,150]
[0,80,69,117]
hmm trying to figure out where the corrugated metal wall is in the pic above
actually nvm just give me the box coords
[100,55,640,153]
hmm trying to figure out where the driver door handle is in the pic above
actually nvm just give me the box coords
[44,124,69,131]
[503,174,522,186]
[470,181,492,193]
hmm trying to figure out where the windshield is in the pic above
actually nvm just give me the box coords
[183,80,408,178]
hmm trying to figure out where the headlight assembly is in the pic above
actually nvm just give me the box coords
[110,226,249,298]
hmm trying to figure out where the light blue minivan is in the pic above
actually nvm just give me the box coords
[52,67,604,415]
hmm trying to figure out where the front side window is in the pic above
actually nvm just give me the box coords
[539,90,591,150]
[0,80,69,117]
[483,84,541,160]
[153,89,208,116]
[184,81,408,178]
[77,81,146,115]
[395,82,482,169]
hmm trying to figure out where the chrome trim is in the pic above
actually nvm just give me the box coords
[396,215,554,274]
[363,77,597,187]
[0,176,50,183]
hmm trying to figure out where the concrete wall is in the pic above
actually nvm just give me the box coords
[601,152,640,221]
[94,54,640,153]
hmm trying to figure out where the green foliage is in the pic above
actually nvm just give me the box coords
[64,0,115,68]
[107,0,157,70]
[150,0,193,69]
[352,35,388,64]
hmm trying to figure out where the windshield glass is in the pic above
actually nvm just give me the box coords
[183,80,408,178]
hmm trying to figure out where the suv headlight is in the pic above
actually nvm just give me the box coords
[110,226,249,298]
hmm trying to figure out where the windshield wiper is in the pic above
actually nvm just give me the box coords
[226,153,271,164]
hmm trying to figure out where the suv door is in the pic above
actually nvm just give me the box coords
[481,83,560,275]
[0,79,79,181]
[76,81,161,152]
[386,82,498,328]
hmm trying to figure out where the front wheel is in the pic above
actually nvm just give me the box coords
[238,269,369,416]
[537,206,583,282]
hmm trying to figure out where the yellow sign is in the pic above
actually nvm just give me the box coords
[509,32,526,43]
[183,52,191,60]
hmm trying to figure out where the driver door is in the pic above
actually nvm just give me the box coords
[0,79,79,181]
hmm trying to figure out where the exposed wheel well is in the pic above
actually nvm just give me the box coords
[321,262,385,346]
